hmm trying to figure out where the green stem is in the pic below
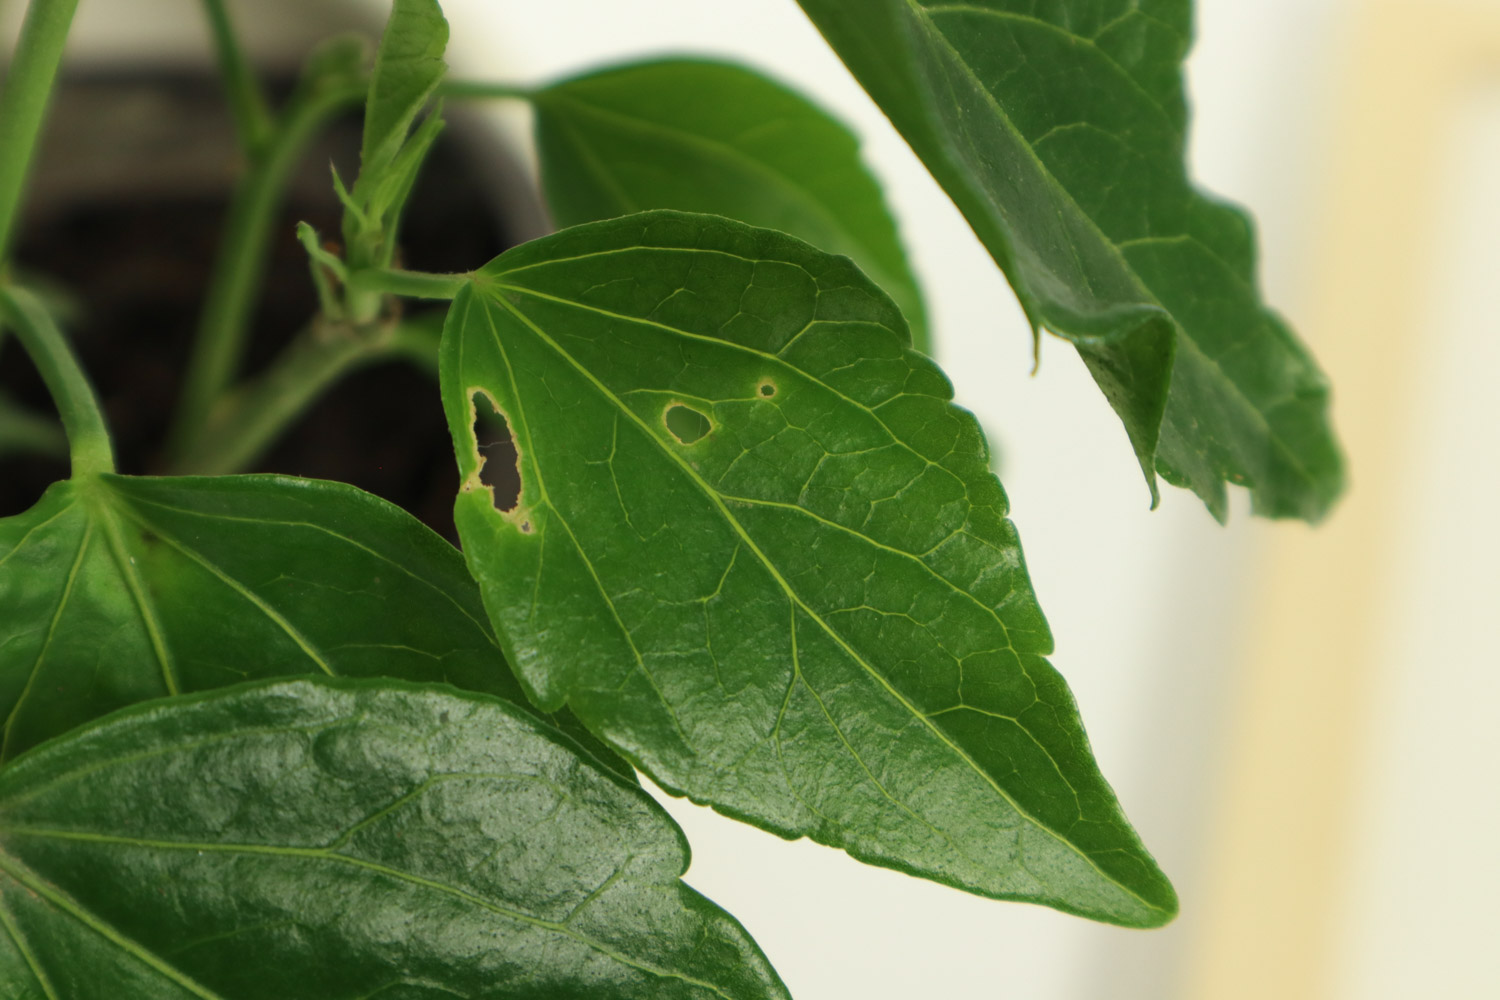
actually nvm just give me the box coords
[0,284,113,476]
[173,322,368,476]
[347,267,470,302]
[437,80,535,102]
[0,0,80,263]
[168,78,365,460]
[199,0,274,156]
[171,317,442,476]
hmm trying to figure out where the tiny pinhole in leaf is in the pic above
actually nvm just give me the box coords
[664,403,711,445]
[471,391,521,512]
[758,381,777,398]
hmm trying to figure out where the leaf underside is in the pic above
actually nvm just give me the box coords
[441,211,1176,927]
[533,58,930,351]
[0,678,789,999]
[0,473,625,774]
[795,0,1343,521]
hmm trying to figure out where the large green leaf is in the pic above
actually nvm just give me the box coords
[441,211,1175,926]
[0,472,624,772]
[794,0,1342,521]
[532,58,930,351]
[0,677,789,999]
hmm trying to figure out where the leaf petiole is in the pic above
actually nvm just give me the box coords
[346,266,470,302]
[0,285,114,477]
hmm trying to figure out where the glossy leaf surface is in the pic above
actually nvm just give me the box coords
[795,0,1342,521]
[0,472,622,771]
[0,678,789,999]
[442,211,1175,926]
[533,58,930,350]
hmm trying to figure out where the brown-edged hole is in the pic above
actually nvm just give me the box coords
[471,392,521,512]
[759,381,777,397]
[664,403,711,445]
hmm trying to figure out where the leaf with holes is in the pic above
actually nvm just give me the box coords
[0,677,789,999]
[794,0,1343,521]
[441,211,1176,927]
[0,472,625,772]
[532,58,930,351]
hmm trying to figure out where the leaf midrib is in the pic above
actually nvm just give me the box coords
[495,281,1025,650]
[485,290,1158,913]
[105,496,336,678]
[471,301,694,751]
[0,894,59,1000]
[89,488,179,697]
[0,848,226,999]
[111,484,497,648]
[1,511,92,763]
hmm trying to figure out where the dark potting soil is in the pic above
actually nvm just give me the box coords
[1,74,526,540]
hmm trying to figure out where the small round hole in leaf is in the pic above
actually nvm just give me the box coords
[664,404,711,445]
[758,382,777,398]
[471,391,521,513]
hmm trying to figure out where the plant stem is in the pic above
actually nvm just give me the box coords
[0,284,113,476]
[348,267,470,302]
[168,78,364,460]
[0,0,79,264]
[172,317,442,476]
[386,317,442,377]
[438,80,534,102]
[199,0,273,156]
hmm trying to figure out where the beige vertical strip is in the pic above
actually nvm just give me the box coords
[1182,4,1500,998]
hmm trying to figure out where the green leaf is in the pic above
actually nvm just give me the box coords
[0,472,625,774]
[367,99,446,266]
[793,0,1343,521]
[0,677,789,999]
[440,211,1176,927]
[344,0,448,272]
[532,58,931,351]
[359,0,448,191]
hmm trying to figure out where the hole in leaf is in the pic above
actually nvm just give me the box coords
[664,404,711,445]
[758,381,777,397]
[471,391,521,512]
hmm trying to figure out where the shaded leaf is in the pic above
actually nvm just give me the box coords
[533,58,930,350]
[0,472,625,774]
[441,211,1176,926]
[0,678,789,999]
[794,0,1342,521]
